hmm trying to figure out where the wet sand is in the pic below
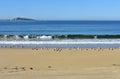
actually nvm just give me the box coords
[0,48,120,79]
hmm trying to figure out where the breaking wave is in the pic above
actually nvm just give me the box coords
[0,34,120,48]
[1,34,120,40]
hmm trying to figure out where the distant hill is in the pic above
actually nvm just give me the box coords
[12,17,35,21]
[0,17,35,21]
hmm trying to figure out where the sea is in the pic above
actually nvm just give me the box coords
[0,20,120,48]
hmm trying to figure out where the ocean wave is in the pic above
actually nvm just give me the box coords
[0,35,53,40]
[1,34,120,40]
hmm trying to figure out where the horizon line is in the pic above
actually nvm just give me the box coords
[1,17,120,21]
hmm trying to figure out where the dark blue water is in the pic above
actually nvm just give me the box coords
[0,20,120,35]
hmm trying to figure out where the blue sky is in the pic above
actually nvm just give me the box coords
[0,0,120,20]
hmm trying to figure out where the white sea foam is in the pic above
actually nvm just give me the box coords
[24,35,29,39]
[39,36,52,39]
[0,39,120,45]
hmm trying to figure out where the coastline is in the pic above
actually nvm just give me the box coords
[0,48,120,79]
[0,20,120,78]
[0,40,120,48]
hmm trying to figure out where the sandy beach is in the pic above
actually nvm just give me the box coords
[0,48,120,79]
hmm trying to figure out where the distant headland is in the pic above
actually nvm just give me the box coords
[0,17,35,21]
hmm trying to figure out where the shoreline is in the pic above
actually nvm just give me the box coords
[1,39,120,48]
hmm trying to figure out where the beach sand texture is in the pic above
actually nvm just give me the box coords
[0,48,120,79]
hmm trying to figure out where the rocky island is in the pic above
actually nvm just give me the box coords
[0,17,35,21]
[12,17,35,21]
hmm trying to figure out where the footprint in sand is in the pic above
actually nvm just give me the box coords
[48,66,52,69]
[30,67,33,70]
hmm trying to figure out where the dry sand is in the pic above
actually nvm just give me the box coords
[0,48,120,79]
